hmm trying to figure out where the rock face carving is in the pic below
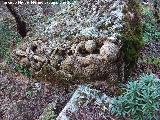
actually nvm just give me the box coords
[12,0,143,84]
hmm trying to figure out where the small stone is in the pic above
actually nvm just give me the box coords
[33,55,46,63]
[15,50,27,57]
[34,82,41,90]
[85,40,96,53]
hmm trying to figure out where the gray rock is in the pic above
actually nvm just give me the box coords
[57,85,112,120]
[12,0,143,83]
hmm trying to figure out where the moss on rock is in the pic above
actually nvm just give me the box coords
[121,0,144,79]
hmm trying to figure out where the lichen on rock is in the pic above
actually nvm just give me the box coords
[57,85,112,120]
[12,0,143,84]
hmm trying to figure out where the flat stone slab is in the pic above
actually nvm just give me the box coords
[57,85,112,120]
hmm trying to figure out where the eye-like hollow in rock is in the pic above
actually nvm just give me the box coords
[31,45,37,53]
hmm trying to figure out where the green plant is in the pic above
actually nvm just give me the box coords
[111,74,160,120]
[142,4,160,42]
[15,64,32,77]
[39,103,56,120]
[0,22,21,61]
[26,90,33,97]
[143,56,160,68]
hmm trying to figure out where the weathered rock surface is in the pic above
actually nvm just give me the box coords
[57,85,112,120]
[12,0,143,83]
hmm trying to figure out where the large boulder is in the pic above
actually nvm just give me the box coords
[12,0,143,84]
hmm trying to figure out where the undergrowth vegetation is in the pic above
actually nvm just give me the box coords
[39,103,57,120]
[0,22,32,77]
[141,56,160,68]
[142,3,160,42]
[0,22,21,61]
[14,64,32,78]
[112,74,160,120]
[114,3,160,117]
